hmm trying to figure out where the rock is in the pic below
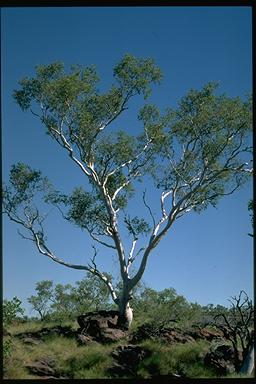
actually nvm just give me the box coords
[77,310,119,331]
[22,337,42,345]
[26,357,56,376]
[76,333,95,346]
[108,345,151,377]
[162,329,195,344]
[188,327,223,341]
[77,310,128,343]
[204,344,243,374]
[100,327,128,343]
[131,323,195,344]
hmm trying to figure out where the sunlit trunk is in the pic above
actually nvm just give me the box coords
[117,290,133,329]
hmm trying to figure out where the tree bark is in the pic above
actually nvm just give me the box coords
[240,343,255,376]
[117,289,133,329]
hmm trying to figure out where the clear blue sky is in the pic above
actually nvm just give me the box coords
[2,6,253,314]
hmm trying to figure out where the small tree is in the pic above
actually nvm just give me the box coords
[3,55,252,328]
[3,296,25,327]
[27,280,54,320]
[132,287,190,326]
[214,290,254,372]
[73,272,112,313]
[3,297,24,360]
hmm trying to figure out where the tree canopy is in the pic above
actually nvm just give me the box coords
[3,54,252,326]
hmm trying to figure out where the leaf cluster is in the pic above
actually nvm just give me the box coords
[3,297,25,327]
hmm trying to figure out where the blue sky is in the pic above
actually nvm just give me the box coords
[2,6,253,314]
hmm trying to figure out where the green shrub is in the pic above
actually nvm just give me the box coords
[138,340,213,378]
[58,344,112,379]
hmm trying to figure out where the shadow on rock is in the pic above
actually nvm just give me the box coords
[77,310,128,344]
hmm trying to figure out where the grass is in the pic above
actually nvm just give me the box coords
[4,323,115,379]
[59,344,113,379]
[137,339,217,378]
[4,319,252,380]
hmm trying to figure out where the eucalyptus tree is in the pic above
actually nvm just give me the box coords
[3,54,252,328]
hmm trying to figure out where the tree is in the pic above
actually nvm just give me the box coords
[132,287,191,326]
[3,54,252,328]
[3,296,25,327]
[73,272,112,313]
[214,290,254,373]
[27,274,113,321]
[27,280,54,320]
[3,297,25,360]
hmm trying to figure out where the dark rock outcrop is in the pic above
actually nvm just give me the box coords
[25,357,68,379]
[26,357,56,376]
[188,327,223,342]
[131,323,195,344]
[204,344,243,374]
[108,345,151,377]
[77,310,128,343]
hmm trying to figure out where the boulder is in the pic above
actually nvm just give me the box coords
[76,333,95,346]
[108,345,151,377]
[26,357,56,376]
[188,327,223,341]
[204,344,243,374]
[162,329,195,344]
[77,310,119,330]
[100,327,128,343]
[131,323,195,344]
[77,310,128,343]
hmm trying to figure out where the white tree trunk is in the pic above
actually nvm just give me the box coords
[240,343,254,376]
[117,292,133,329]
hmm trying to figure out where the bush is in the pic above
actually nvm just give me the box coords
[3,297,24,327]
[3,296,25,361]
[137,339,214,378]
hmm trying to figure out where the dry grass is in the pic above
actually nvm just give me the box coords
[4,326,115,379]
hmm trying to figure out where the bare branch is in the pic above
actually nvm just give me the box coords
[142,190,156,229]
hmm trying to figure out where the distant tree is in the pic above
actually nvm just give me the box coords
[132,287,191,326]
[50,283,75,321]
[27,280,54,320]
[27,274,113,321]
[73,272,112,313]
[3,55,252,328]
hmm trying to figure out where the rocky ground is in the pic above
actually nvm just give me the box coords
[10,310,245,379]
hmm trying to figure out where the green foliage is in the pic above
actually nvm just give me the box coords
[62,346,112,379]
[124,215,150,238]
[27,280,54,320]
[3,338,13,360]
[27,274,112,321]
[9,57,252,232]
[3,297,25,361]
[138,339,213,378]
[3,163,49,208]
[131,287,191,327]
[3,296,25,326]
[113,53,162,99]
[5,56,252,327]
[152,83,252,212]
